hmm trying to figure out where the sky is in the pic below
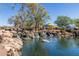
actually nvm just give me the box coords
[0,3,79,26]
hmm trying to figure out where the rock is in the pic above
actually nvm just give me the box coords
[0,30,23,56]
[74,30,79,36]
[0,45,7,56]
[11,30,17,33]
[2,31,13,38]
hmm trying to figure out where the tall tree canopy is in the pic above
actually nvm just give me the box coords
[26,3,50,31]
[8,3,50,31]
[55,16,72,28]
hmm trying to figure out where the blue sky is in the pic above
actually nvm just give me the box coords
[0,3,79,26]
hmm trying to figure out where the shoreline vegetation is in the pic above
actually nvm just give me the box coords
[1,3,79,56]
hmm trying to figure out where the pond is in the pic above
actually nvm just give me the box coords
[21,36,79,56]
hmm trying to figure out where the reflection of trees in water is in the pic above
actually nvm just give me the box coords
[58,37,69,49]
[58,36,79,49]
[22,35,48,56]
[74,36,79,47]
[30,40,48,56]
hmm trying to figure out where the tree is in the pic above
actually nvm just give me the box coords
[26,3,50,31]
[8,15,21,30]
[55,16,72,28]
[74,19,79,28]
[24,20,35,30]
[8,11,28,31]
[8,3,50,32]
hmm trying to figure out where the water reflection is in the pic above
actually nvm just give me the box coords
[58,37,69,48]
[22,35,79,56]
[74,36,79,47]
[22,33,48,56]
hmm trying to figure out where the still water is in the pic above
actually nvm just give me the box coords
[22,36,79,56]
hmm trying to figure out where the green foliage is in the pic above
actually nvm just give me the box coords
[24,20,35,29]
[55,16,72,28]
[8,16,21,27]
[59,37,68,48]
[26,3,50,31]
[74,19,79,28]
[0,26,12,30]
[8,3,50,31]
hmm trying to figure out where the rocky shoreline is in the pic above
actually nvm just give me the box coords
[20,29,79,40]
[0,28,78,56]
[0,29,23,56]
